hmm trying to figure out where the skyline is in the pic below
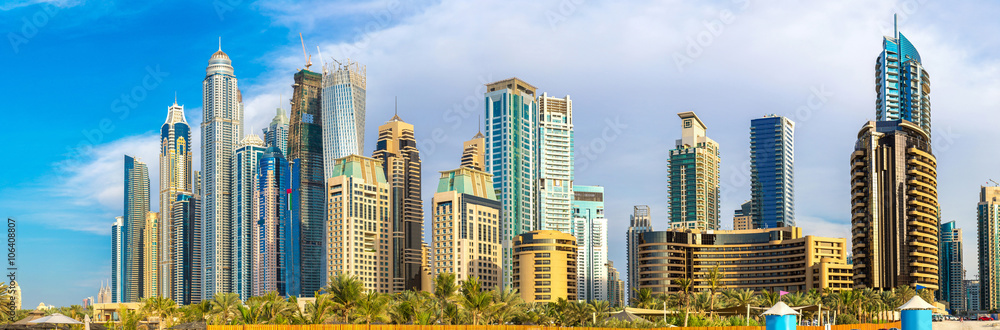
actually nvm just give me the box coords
[3,0,1000,307]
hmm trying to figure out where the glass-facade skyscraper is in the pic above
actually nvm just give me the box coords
[572,185,608,302]
[939,221,964,313]
[158,100,192,299]
[321,60,366,178]
[123,155,149,302]
[254,146,289,296]
[749,115,794,229]
[171,194,201,305]
[667,112,720,230]
[876,17,931,137]
[233,134,265,300]
[537,93,574,233]
[484,78,538,286]
[201,46,243,297]
[288,68,324,297]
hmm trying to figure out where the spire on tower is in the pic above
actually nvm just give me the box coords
[219,36,222,51]
[174,91,178,106]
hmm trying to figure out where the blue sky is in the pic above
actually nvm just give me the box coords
[2,0,1000,307]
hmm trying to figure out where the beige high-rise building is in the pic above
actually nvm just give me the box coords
[512,230,578,303]
[143,212,159,298]
[431,167,501,289]
[461,132,485,171]
[978,186,1000,310]
[850,120,938,292]
[636,227,852,294]
[158,100,192,300]
[326,155,393,293]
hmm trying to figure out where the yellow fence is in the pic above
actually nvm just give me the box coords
[209,323,900,330]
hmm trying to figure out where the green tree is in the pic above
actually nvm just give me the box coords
[325,273,364,323]
[458,276,493,325]
[631,287,655,309]
[674,277,693,327]
[208,293,242,325]
[722,288,757,325]
[354,291,390,324]
[140,296,178,328]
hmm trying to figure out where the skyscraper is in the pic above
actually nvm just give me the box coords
[850,120,938,291]
[484,78,538,285]
[233,134,265,300]
[606,261,625,308]
[287,68,324,297]
[749,115,794,229]
[668,112,720,230]
[461,132,485,171]
[325,155,392,292]
[537,93,574,233]
[572,185,608,302]
[159,100,192,299]
[254,146,289,296]
[143,212,159,298]
[111,216,124,303]
[171,194,202,305]
[372,115,424,291]
[263,105,289,156]
[876,16,931,137]
[321,60,366,178]
[431,167,501,289]
[202,44,243,297]
[978,186,1000,310]
[124,155,149,302]
[626,205,651,302]
[939,221,964,312]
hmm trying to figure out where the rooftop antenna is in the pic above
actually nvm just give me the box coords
[299,33,312,70]
[893,13,898,38]
[395,96,398,117]
[174,91,177,105]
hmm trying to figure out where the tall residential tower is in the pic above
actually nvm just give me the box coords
[158,100,192,299]
[321,60,366,178]
[372,115,424,291]
[572,185,608,302]
[749,115,794,229]
[978,186,1000,310]
[233,134,265,300]
[537,93,574,233]
[484,78,539,285]
[626,205,651,302]
[124,155,149,302]
[850,121,938,291]
[876,17,931,137]
[667,112,720,230]
[201,45,243,297]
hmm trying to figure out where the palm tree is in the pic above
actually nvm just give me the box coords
[302,293,335,324]
[433,272,459,323]
[208,293,242,325]
[325,273,364,323]
[355,291,390,324]
[632,287,654,309]
[706,265,722,314]
[458,276,493,325]
[589,300,612,323]
[141,296,178,328]
[674,277,693,327]
[489,286,523,324]
[723,288,757,325]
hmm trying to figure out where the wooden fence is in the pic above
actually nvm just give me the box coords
[208,322,901,330]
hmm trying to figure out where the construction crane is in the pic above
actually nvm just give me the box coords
[990,179,999,187]
[299,33,312,70]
